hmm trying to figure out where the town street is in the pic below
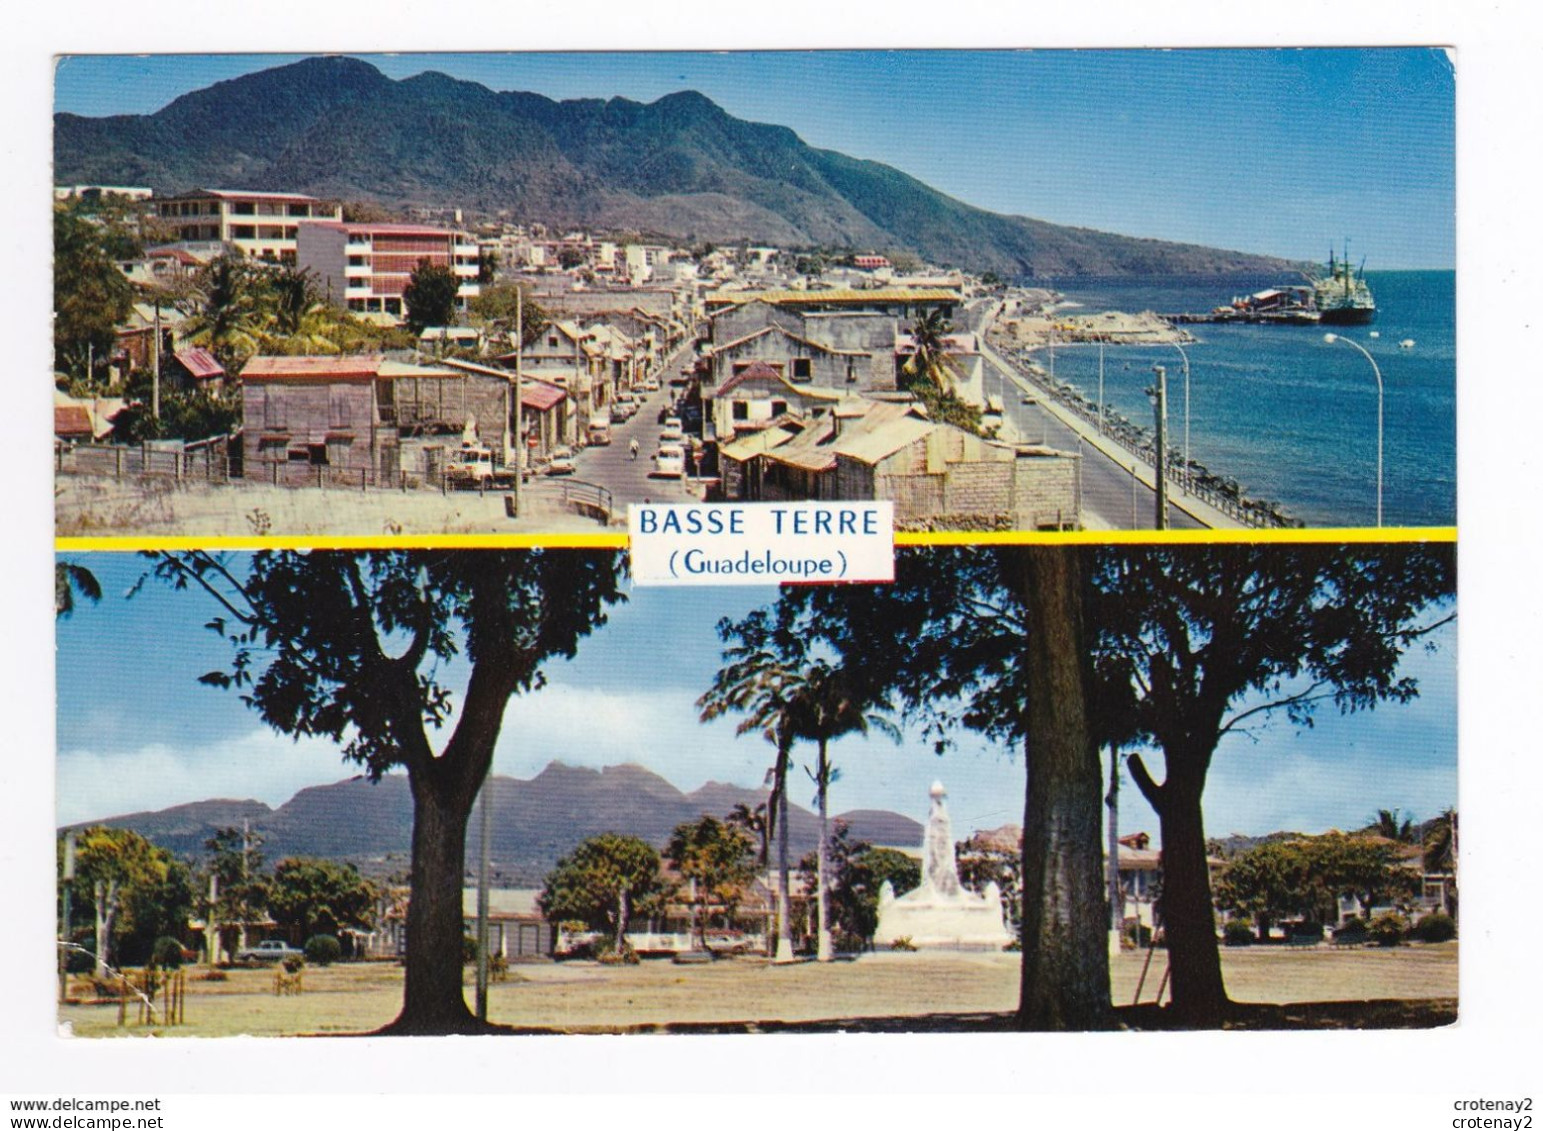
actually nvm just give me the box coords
[526,340,703,511]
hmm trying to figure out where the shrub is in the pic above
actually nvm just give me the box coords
[1367,912,1408,947]
[1413,911,1457,943]
[304,934,342,966]
[889,936,918,952]
[1224,920,1255,947]
[281,954,305,974]
[596,939,639,965]
[150,936,186,969]
[1333,919,1369,944]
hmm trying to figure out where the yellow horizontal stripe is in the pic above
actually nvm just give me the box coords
[58,526,1454,555]
[894,526,1457,547]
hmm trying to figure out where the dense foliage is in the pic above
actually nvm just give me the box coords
[538,833,669,950]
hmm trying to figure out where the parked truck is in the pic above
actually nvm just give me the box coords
[445,443,519,489]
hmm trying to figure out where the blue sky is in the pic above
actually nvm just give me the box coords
[52,49,1455,269]
[55,552,1457,846]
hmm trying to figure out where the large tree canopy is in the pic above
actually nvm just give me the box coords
[539,834,668,953]
[53,205,137,382]
[757,545,1112,1030]
[150,549,626,1033]
[403,260,461,335]
[1087,544,1455,1022]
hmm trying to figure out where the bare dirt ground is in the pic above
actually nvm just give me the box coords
[54,475,618,538]
[59,943,1457,1038]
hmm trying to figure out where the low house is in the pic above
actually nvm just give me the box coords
[719,397,1082,530]
[242,355,392,481]
[460,889,554,959]
[706,360,842,443]
[241,354,528,485]
[166,347,226,393]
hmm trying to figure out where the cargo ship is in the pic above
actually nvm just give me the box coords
[1313,243,1377,324]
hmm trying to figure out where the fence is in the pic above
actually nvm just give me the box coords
[57,436,234,484]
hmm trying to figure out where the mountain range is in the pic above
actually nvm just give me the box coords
[61,761,924,885]
[54,55,1302,278]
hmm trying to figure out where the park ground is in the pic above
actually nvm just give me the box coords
[59,942,1457,1038]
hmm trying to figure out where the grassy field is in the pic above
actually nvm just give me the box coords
[59,942,1457,1038]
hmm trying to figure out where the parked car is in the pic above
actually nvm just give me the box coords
[653,443,686,478]
[546,446,577,475]
[235,939,303,964]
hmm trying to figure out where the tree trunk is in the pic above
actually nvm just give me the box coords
[774,750,794,964]
[1010,547,1112,1031]
[816,740,832,963]
[380,771,482,1035]
[615,886,630,953]
[1135,750,1231,1025]
[92,881,117,980]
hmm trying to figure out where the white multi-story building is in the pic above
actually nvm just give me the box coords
[298,221,481,325]
[153,189,342,263]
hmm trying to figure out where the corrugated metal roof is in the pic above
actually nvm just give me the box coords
[521,383,567,412]
[241,355,385,382]
[378,361,462,379]
[173,346,225,380]
[720,425,796,460]
[706,287,961,307]
[54,405,93,437]
[831,414,935,465]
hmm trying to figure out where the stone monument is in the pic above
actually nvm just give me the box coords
[875,781,1012,949]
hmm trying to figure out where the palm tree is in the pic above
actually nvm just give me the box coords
[1371,808,1415,843]
[902,308,955,394]
[55,561,101,619]
[183,254,265,372]
[787,661,900,962]
[698,615,805,964]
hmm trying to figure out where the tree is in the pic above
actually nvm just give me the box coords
[183,253,266,374]
[754,546,1113,1029]
[53,204,136,382]
[1088,544,1456,1023]
[1368,808,1416,843]
[800,825,920,949]
[1216,835,1414,938]
[202,826,270,959]
[538,834,668,952]
[698,611,807,964]
[785,662,900,962]
[665,816,757,948]
[898,308,983,433]
[68,827,171,978]
[402,260,461,335]
[147,549,626,1033]
[957,833,1024,935]
[55,562,101,619]
[468,282,548,349]
[1424,808,1458,884]
[267,858,377,942]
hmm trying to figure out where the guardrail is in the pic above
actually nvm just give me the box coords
[549,478,615,524]
[990,343,1294,529]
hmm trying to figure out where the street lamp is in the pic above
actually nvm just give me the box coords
[1168,341,1190,494]
[1146,365,1169,531]
[1323,332,1383,527]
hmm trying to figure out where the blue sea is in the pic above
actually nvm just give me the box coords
[1023,271,1456,528]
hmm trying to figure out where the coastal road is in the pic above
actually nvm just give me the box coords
[979,346,1205,531]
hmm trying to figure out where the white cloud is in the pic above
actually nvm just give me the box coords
[57,730,353,826]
